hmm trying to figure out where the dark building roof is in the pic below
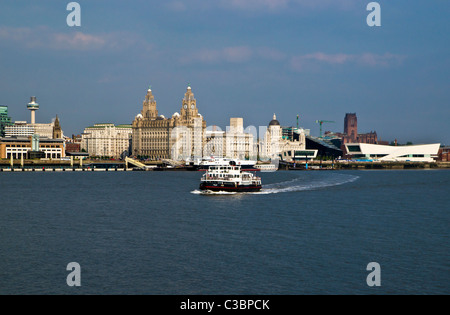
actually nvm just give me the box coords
[306,136,343,158]
[269,114,280,127]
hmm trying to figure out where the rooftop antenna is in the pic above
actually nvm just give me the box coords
[315,120,335,138]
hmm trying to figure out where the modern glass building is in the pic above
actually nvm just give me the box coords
[344,143,441,162]
[0,105,12,137]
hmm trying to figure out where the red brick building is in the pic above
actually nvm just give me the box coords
[65,142,81,153]
[341,113,378,145]
[65,134,82,154]
[438,147,450,161]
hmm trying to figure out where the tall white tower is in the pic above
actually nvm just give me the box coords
[27,96,39,124]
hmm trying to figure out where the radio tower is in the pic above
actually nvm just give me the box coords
[27,96,39,124]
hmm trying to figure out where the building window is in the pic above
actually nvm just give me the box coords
[347,145,361,152]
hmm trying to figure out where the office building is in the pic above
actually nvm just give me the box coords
[0,105,12,137]
[132,85,206,160]
[0,136,65,159]
[81,123,132,158]
[259,114,315,162]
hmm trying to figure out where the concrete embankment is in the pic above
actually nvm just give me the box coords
[279,161,450,170]
[2,159,449,172]
[0,159,188,172]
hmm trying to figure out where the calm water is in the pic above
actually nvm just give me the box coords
[0,170,449,295]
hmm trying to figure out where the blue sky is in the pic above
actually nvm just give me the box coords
[0,0,449,144]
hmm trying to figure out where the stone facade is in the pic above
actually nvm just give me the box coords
[204,119,256,160]
[259,114,307,161]
[81,123,132,158]
[132,86,206,160]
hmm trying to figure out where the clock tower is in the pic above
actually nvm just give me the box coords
[180,84,198,122]
[142,86,158,119]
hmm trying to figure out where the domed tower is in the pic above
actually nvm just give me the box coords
[266,113,282,158]
[269,114,282,139]
[142,86,158,119]
[180,84,199,122]
[269,113,280,128]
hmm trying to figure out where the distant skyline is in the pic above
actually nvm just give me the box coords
[0,0,449,144]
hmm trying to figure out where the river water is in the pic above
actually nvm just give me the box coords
[0,170,448,294]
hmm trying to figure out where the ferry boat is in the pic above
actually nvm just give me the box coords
[187,157,258,171]
[254,163,278,172]
[199,163,262,192]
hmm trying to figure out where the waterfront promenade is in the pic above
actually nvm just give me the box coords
[1,159,449,172]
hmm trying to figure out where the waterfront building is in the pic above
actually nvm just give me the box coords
[259,114,282,160]
[438,146,450,162]
[259,114,311,162]
[203,119,256,160]
[283,126,310,140]
[5,120,62,139]
[132,85,206,160]
[305,136,342,160]
[340,113,378,145]
[0,105,12,137]
[81,123,132,158]
[33,122,56,139]
[344,143,441,162]
[4,97,64,139]
[204,128,225,158]
[225,118,256,160]
[5,121,34,137]
[0,136,65,159]
[65,134,83,154]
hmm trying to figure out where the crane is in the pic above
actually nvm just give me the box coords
[315,120,335,138]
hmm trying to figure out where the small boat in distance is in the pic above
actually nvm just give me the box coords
[187,156,258,171]
[199,162,262,192]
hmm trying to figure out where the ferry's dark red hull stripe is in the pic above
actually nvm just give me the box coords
[200,182,262,192]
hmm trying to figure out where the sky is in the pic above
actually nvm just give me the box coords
[0,0,449,144]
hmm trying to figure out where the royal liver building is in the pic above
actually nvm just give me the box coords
[132,85,207,160]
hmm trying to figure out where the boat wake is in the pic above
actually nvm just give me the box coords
[191,173,359,195]
[256,173,359,195]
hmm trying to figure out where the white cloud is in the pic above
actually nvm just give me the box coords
[0,26,152,52]
[181,46,253,64]
[51,32,106,51]
[256,47,287,61]
[227,0,290,11]
[357,53,406,67]
[181,46,405,70]
[291,52,406,71]
[222,0,359,12]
